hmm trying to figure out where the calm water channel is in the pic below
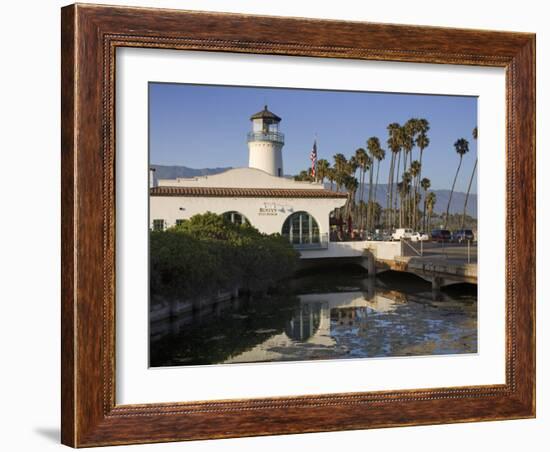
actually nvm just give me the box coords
[149,268,477,367]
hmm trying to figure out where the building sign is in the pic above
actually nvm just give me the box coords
[258,202,287,216]
[258,207,278,216]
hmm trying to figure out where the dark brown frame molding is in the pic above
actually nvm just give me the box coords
[61,3,536,447]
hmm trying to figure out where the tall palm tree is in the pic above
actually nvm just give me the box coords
[410,160,421,229]
[461,126,478,229]
[343,175,359,220]
[366,137,381,230]
[316,159,330,184]
[397,121,417,227]
[346,176,359,203]
[373,148,386,209]
[402,119,418,174]
[415,119,430,180]
[335,171,347,193]
[333,153,347,173]
[426,191,436,231]
[371,202,382,229]
[372,146,386,230]
[364,155,373,229]
[415,119,430,226]
[326,167,336,191]
[386,123,402,229]
[333,153,347,191]
[394,147,402,227]
[420,177,431,231]
[444,138,470,229]
[346,156,360,223]
[354,148,368,203]
[294,170,314,181]
[348,156,359,178]
[400,171,412,227]
[402,120,419,228]
[358,200,368,235]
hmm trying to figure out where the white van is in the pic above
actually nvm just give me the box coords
[392,228,414,241]
[410,231,430,242]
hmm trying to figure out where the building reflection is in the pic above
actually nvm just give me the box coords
[285,303,324,342]
[223,280,411,363]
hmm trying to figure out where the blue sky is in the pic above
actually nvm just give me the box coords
[149,83,478,193]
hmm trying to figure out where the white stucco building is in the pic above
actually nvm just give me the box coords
[149,106,348,248]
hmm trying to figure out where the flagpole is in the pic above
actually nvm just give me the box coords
[310,136,318,182]
[314,133,317,183]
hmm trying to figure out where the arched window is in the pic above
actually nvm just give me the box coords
[222,211,250,225]
[281,211,320,245]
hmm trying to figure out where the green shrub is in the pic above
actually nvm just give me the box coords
[150,212,299,301]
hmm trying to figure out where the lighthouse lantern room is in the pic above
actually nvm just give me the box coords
[247,105,285,177]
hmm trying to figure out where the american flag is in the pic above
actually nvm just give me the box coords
[310,140,317,178]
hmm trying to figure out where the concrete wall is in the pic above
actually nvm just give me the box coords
[365,241,405,260]
[300,240,403,260]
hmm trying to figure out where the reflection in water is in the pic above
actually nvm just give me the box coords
[285,303,323,342]
[149,271,477,367]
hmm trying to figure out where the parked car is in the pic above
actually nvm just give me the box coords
[373,232,390,241]
[410,231,430,242]
[392,228,414,241]
[452,229,475,243]
[431,229,451,242]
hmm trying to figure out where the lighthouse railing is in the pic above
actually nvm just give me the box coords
[247,131,285,144]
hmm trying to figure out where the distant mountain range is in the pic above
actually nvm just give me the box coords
[151,164,231,181]
[151,164,477,217]
[351,182,477,218]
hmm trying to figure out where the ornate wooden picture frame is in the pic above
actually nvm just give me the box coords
[61,3,535,447]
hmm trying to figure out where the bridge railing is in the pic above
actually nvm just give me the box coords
[289,233,329,250]
[401,238,423,257]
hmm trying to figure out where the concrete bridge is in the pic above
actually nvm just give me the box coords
[299,240,477,289]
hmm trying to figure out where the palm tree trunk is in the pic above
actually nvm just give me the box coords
[386,153,395,230]
[444,155,463,229]
[407,151,412,227]
[362,167,367,229]
[358,167,363,203]
[399,191,404,228]
[366,165,370,230]
[412,173,418,230]
[461,158,477,229]
[394,151,401,228]
[362,168,370,227]
[414,176,419,230]
[409,152,415,229]
[405,159,411,228]
[390,155,395,228]
[409,176,413,229]
[422,190,427,232]
[406,152,411,228]
[374,160,381,231]
[367,164,374,231]
[416,148,424,230]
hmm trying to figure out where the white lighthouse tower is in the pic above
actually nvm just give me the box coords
[247,105,285,177]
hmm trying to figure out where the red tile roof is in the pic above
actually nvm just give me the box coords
[150,186,348,199]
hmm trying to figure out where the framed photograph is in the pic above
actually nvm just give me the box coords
[61,3,536,447]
